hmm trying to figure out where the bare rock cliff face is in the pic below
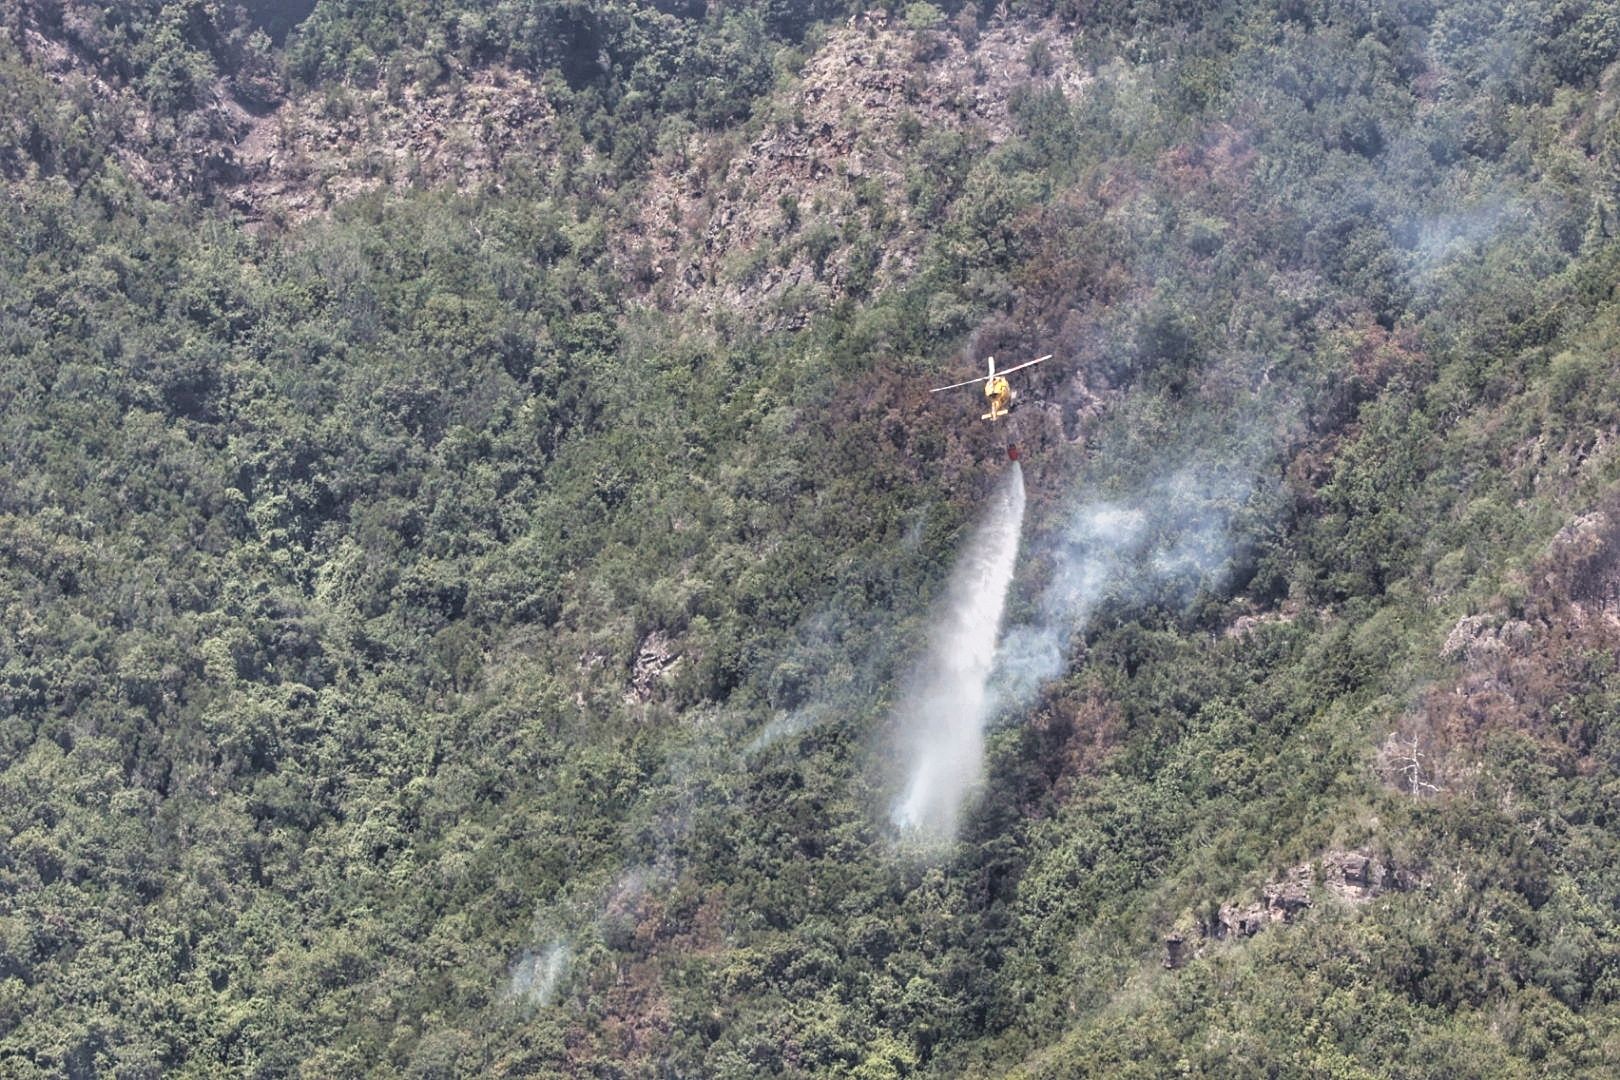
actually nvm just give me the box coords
[7,4,556,221]
[13,5,1089,303]
[6,9,249,195]
[226,68,558,225]
[621,12,1089,326]
[1399,501,1620,795]
[1163,849,1414,969]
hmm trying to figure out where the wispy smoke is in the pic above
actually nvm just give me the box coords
[1409,200,1525,269]
[890,464,1027,844]
[507,939,571,1007]
[992,462,1260,711]
[744,701,832,756]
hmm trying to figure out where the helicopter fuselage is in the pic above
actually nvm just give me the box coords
[982,376,1013,420]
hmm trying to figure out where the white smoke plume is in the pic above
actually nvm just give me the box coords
[507,938,571,1007]
[991,462,1260,712]
[744,701,832,756]
[890,463,1027,843]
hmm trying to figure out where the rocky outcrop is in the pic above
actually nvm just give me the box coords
[1163,849,1410,969]
[226,68,558,225]
[13,3,1089,276]
[1407,500,1620,785]
[622,11,1089,326]
[9,2,556,222]
[7,10,250,196]
[628,630,680,703]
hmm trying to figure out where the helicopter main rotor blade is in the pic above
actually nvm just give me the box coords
[929,355,1051,393]
[930,375,993,393]
[991,354,1054,376]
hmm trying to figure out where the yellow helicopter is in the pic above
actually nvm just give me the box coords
[930,354,1053,421]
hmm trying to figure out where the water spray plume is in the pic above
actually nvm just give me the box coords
[891,463,1026,844]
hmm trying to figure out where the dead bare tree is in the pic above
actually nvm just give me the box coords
[1384,733,1441,799]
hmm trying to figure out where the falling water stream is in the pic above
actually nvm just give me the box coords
[891,463,1027,843]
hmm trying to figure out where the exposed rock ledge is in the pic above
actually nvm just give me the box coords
[1162,849,1419,970]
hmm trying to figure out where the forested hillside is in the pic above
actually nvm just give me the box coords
[5,1,1620,1076]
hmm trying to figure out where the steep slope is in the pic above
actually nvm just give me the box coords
[622,11,1088,325]
[5,2,1620,1078]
